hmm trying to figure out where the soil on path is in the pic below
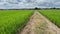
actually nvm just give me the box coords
[18,11,60,34]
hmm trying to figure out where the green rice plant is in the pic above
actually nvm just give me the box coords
[0,10,33,34]
[39,9,60,27]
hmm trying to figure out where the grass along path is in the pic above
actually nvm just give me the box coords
[0,10,33,34]
[18,11,60,34]
[40,10,60,27]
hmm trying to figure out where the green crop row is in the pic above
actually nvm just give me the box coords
[39,9,60,27]
[0,10,33,34]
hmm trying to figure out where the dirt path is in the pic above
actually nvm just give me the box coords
[18,11,60,34]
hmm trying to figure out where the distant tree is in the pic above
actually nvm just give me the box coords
[53,7,56,9]
[35,7,39,10]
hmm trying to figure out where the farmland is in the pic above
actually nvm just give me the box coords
[0,10,33,34]
[40,9,60,27]
[0,9,60,34]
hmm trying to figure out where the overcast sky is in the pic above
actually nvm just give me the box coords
[0,0,60,9]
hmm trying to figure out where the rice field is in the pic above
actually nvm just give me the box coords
[0,9,60,34]
[40,9,60,27]
[0,10,33,34]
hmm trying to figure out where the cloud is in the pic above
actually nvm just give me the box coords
[0,0,60,9]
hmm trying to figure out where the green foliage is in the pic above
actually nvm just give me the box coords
[40,9,60,27]
[0,10,33,34]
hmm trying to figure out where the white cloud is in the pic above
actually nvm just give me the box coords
[0,0,60,9]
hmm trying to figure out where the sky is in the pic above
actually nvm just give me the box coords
[0,0,60,9]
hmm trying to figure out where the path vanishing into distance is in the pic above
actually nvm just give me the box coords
[18,10,60,34]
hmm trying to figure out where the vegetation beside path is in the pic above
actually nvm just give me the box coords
[0,10,33,34]
[39,9,60,27]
